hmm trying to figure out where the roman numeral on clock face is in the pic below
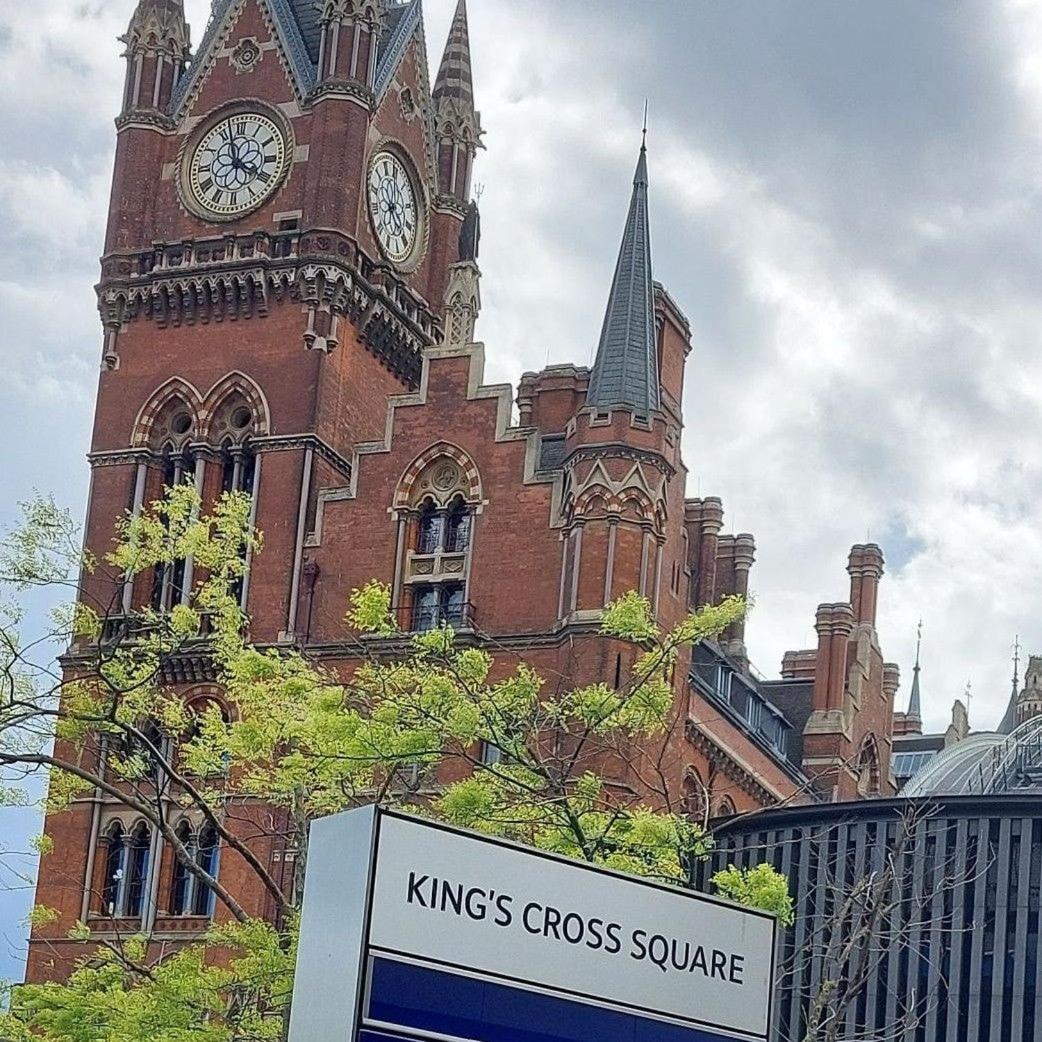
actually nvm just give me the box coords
[188,111,287,217]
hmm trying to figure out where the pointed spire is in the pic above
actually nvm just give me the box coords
[120,0,191,115]
[586,134,660,416]
[434,0,475,109]
[999,635,1022,734]
[433,0,483,202]
[907,619,922,720]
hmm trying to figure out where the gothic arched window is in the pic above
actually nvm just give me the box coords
[681,768,709,824]
[397,449,481,633]
[192,824,219,917]
[417,500,444,554]
[101,821,126,916]
[446,496,472,553]
[714,795,737,819]
[124,822,152,918]
[170,820,196,916]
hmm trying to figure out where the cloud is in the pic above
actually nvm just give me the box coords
[452,0,1042,737]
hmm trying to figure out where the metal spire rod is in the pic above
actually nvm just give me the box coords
[1013,634,1021,696]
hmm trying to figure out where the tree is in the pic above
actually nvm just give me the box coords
[0,489,792,1041]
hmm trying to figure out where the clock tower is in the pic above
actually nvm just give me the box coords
[83,0,481,647]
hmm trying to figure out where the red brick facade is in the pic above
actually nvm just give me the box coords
[27,0,901,984]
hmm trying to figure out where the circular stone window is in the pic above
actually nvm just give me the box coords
[230,406,253,431]
[171,412,193,436]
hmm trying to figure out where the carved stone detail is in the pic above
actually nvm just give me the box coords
[441,261,481,348]
[97,232,438,386]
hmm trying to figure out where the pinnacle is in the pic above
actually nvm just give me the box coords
[586,139,660,416]
[433,0,474,108]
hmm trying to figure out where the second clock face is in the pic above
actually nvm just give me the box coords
[368,151,421,264]
[187,112,288,218]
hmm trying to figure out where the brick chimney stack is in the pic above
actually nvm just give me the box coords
[685,497,724,608]
[883,662,901,705]
[848,543,885,628]
[812,602,855,712]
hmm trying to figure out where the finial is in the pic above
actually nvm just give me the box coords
[964,679,973,719]
[641,100,649,151]
[1013,634,1021,693]
[906,619,923,721]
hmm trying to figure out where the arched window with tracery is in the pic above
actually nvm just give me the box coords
[170,820,196,916]
[101,821,126,916]
[148,397,199,612]
[396,449,481,633]
[857,736,881,797]
[130,375,268,616]
[681,767,710,824]
[714,795,737,819]
[99,819,152,919]
[169,819,220,918]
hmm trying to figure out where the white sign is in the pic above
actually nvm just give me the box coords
[289,807,778,1042]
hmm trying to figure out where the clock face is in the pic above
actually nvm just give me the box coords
[187,112,288,218]
[368,151,421,264]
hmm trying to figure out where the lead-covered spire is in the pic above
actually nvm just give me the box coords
[433,0,483,202]
[907,621,923,721]
[586,137,660,416]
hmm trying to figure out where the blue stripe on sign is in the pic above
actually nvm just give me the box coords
[365,957,750,1042]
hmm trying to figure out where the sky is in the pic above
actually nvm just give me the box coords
[3,0,1042,976]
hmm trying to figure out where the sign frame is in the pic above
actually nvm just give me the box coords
[289,805,779,1042]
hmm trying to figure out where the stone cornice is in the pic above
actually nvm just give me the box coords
[564,443,675,479]
[115,109,177,133]
[685,719,792,806]
[97,230,439,386]
[251,434,352,478]
[306,79,375,110]
[87,448,153,469]
[89,434,352,480]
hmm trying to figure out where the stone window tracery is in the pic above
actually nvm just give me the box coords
[131,378,267,617]
[681,767,710,824]
[395,449,481,632]
[99,819,152,919]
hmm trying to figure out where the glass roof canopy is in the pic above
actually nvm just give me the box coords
[902,715,1042,797]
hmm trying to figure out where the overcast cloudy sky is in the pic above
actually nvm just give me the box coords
[3,0,1042,973]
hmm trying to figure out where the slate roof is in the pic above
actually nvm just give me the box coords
[586,143,660,416]
[171,0,420,114]
[288,0,323,62]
